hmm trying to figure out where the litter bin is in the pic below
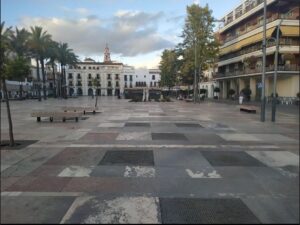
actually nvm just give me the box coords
[239,96,243,104]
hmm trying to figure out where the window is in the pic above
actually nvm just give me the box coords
[107,74,111,79]
[96,74,100,79]
[93,66,95,69]
[77,74,81,79]
[88,74,92,79]
[125,83,127,88]
[124,75,127,81]
[129,83,132,88]
[83,66,86,69]
[78,66,81,69]
[68,73,73,79]
[108,81,112,87]
[150,82,152,87]
[144,75,146,78]
[97,67,99,70]
[88,66,91,69]
[69,66,73,69]
[115,74,119,79]
[152,75,155,80]
[88,81,92,86]
[116,81,119,87]
[130,75,133,81]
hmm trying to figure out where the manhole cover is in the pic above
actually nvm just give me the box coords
[175,123,203,128]
[0,140,38,150]
[125,123,150,127]
[152,133,188,141]
[99,150,154,166]
[159,198,260,224]
[202,151,265,167]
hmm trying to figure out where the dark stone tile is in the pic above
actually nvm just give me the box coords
[202,151,266,167]
[175,123,203,128]
[99,150,154,166]
[0,140,38,150]
[152,133,188,141]
[159,198,260,224]
[125,123,150,127]
[1,196,75,224]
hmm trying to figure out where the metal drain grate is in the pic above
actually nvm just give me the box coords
[159,198,260,224]
[202,151,265,167]
[99,150,154,166]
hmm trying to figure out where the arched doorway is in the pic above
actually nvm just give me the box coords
[77,88,83,96]
[69,88,74,96]
[88,88,93,96]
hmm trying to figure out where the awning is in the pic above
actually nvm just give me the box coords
[280,26,299,37]
[220,27,276,56]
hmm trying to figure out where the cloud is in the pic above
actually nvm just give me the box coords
[19,10,174,57]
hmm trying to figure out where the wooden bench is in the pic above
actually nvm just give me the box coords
[31,111,83,122]
[61,106,98,114]
[240,106,257,113]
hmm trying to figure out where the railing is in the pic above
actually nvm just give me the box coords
[219,38,299,61]
[216,64,299,77]
[221,14,295,44]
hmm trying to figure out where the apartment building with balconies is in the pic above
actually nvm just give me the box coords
[216,0,299,101]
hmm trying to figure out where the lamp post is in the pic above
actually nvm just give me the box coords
[261,0,267,122]
[271,19,283,122]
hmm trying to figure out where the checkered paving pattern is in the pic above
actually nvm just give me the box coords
[1,97,299,224]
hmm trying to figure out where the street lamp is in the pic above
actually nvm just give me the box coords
[271,19,283,122]
[261,0,267,122]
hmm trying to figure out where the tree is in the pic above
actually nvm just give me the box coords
[228,89,236,99]
[179,3,219,101]
[0,22,14,146]
[92,77,100,108]
[57,42,78,98]
[10,27,31,99]
[159,49,177,95]
[46,41,59,98]
[28,26,52,100]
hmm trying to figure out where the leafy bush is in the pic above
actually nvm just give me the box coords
[214,87,220,93]
[241,87,252,101]
[228,89,236,96]
[200,89,207,94]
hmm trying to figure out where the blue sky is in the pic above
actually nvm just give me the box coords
[2,0,241,68]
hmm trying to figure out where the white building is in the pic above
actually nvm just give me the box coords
[66,45,133,96]
[66,45,161,96]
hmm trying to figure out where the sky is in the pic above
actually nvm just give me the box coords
[2,0,241,69]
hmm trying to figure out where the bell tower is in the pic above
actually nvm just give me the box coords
[103,43,111,63]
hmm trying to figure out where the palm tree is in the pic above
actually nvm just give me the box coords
[10,27,30,99]
[57,43,78,98]
[46,41,59,98]
[28,26,52,100]
[0,22,15,146]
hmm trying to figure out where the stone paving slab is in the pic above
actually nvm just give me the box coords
[152,133,188,141]
[61,196,161,224]
[202,151,266,167]
[159,198,260,224]
[44,148,106,166]
[1,196,75,224]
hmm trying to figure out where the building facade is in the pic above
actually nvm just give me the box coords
[199,64,219,98]
[66,45,161,96]
[216,0,299,102]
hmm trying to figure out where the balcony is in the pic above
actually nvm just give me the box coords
[215,64,299,78]
[221,13,296,45]
[219,38,299,62]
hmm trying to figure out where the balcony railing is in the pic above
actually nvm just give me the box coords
[221,14,295,45]
[216,64,299,78]
[219,38,299,61]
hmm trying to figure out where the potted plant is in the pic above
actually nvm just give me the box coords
[228,89,236,100]
[241,87,252,101]
[213,87,220,99]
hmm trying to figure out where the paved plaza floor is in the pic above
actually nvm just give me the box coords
[1,97,299,224]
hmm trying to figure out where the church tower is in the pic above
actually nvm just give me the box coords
[103,44,111,63]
